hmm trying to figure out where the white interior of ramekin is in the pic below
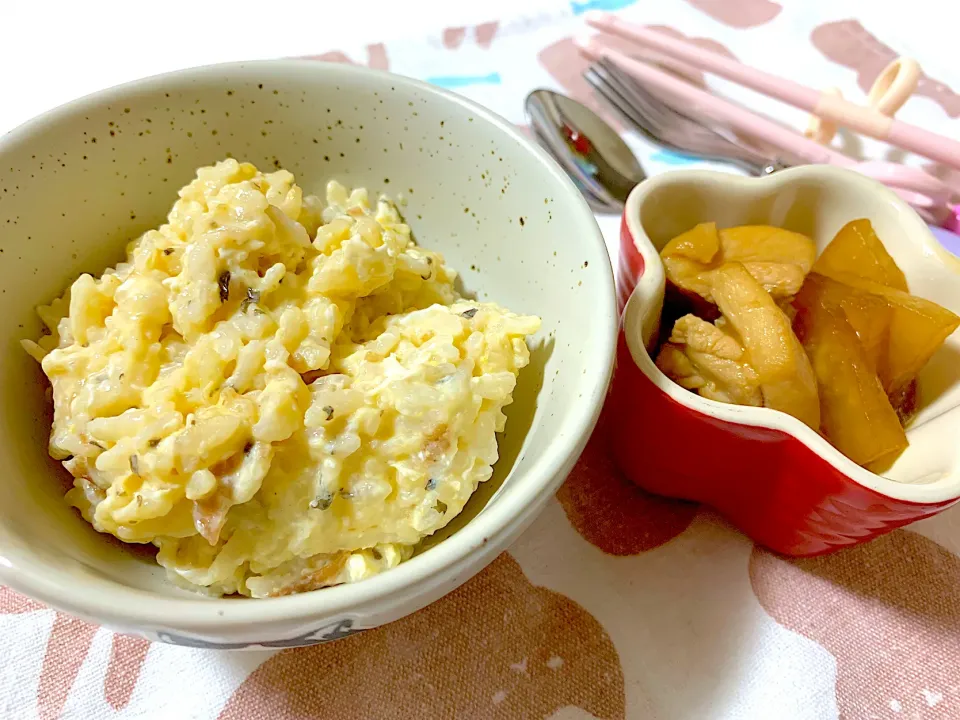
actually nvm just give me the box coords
[0,61,616,632]
[622,166,960,504]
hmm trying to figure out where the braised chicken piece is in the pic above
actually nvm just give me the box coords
[656,262,820,430]
[655,314,762,407]
[661,222,816,303]
[710,263,821,430]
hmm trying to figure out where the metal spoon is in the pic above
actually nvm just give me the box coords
[524,88,646,214]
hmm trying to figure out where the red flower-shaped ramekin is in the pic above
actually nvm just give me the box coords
[609,166,960,556]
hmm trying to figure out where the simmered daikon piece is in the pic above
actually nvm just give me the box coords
[710,263,820,429]
[824,272,960,395]
[793,284,908,468]
[812,218,908,291]
[661,222,816,303]
[889,378,919,426]
[794,272,892,370]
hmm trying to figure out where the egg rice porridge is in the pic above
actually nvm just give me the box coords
[24,159,540,598]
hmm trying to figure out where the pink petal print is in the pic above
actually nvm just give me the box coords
[366,44,389,71]
[556,411,698,555]
[683,0,782,29]
[304,44,389,71]
[811,20,960,118]
[642,26,737,88]
[442,27,467,50]
[37,614,99,720]
[475,21,500,49]
[441,22,498,50]
[1,586,152,717]
[538,35,631,127]
[219,554,626,720]
[538,29,737,135]
[750,530,960,718]
[104,634,151,710]
[308,50,352,63]
[0,585,46,614]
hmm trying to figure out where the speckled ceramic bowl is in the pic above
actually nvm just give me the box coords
[0,61,617,648]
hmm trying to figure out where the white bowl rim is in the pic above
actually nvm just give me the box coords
[621,164,960,505]
[0,59,618,630]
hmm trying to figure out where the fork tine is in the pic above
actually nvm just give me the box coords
[600,58,715,132]
[585,60,773,173]
[584,66,669,145]
[596,60,675,131]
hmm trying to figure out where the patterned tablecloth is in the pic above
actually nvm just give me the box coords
[4,1,960,718]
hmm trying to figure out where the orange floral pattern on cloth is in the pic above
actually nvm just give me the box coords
[750,530,960,718]
[811,20,960,118]
[218,553,625,720]
[556,413,698,555]
[0,586,151,719]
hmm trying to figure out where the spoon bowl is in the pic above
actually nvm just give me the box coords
[524,88,645,213]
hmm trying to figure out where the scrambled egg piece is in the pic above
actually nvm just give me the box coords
[25,160,540,597]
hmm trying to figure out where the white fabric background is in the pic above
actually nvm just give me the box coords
[2,1,959,718]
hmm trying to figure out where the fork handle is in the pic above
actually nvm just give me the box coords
[577,38,850,168]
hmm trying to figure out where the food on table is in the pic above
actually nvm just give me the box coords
[812,218,908,292]
[710,263,820,430]
[815,272,960,396]
[24,160,540,597]
[793,274,908,468]
[660,221,816,303]
[655,314,762,407]
[655,218,959,471]
[794,271,892,371]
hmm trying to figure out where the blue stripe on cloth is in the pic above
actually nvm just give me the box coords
[570,0,637,15]
[426,73,503,89]
[649,150,702,165]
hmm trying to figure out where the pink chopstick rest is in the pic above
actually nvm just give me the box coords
[805,88,842,144]
[806,57,921,146]
[944,205,960,234]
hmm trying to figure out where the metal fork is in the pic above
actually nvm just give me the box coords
[584,58,787,175]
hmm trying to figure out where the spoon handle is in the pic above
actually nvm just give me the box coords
[585,12,960,170]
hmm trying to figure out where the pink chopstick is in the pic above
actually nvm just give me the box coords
[585,12,960,171]
[578,38,856,168]
[576,36,950,220]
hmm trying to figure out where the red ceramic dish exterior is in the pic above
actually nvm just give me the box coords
[610,209,958,556]
[616,215,644,312]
